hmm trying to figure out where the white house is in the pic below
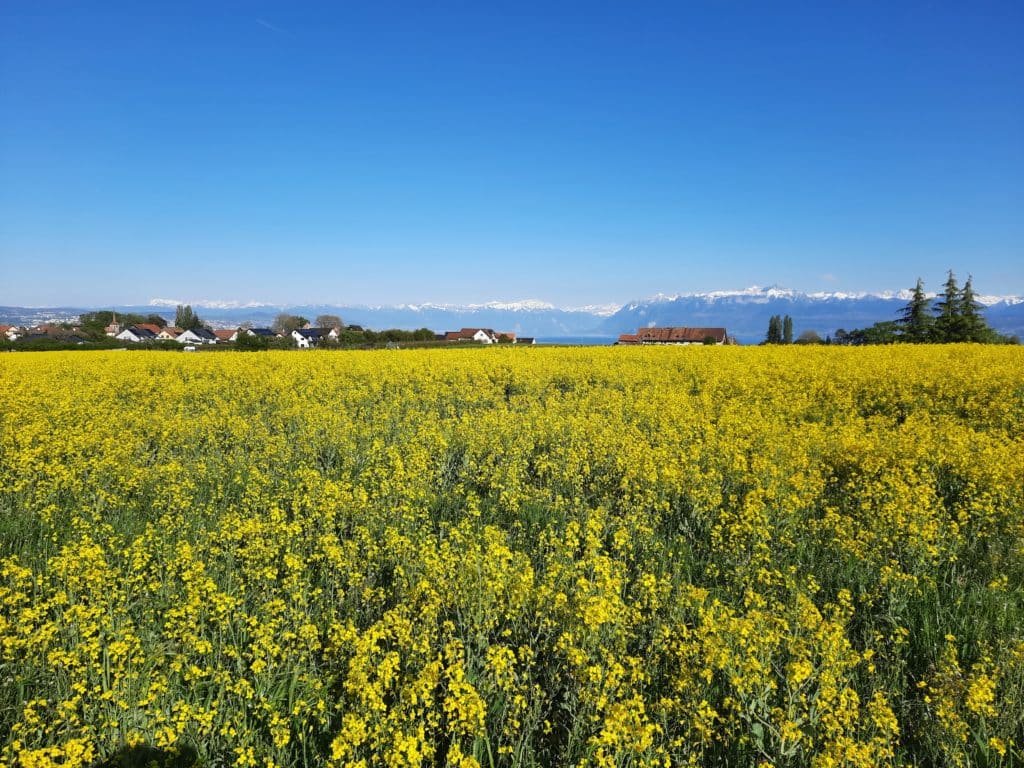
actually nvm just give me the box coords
[444,328,499,344]
[292,328,328,348]
[156,327,184,341]
[176,328,218,345]
[0,325,22,341]
[115,326,158,343]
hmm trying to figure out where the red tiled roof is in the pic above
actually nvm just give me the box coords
[636,327,727,343]
[617,333,640,344]
[213,329,235,340]
[136,323,164,335]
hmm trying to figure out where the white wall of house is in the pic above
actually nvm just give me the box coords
[292,330,313,348]
[115,329,144,343]
[177,330,216,345]
[472,330,495,344]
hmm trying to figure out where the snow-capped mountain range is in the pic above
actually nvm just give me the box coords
[3,286,1022,343]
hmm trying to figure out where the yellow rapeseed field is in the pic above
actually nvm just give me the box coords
[1,346,1022,767]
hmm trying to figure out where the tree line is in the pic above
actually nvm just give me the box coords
[762,272,1017,346]
[837,272,1016,345]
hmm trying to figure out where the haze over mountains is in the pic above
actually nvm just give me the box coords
[3,286,1023,344]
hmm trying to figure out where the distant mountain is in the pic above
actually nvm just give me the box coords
[2,286,1022,343]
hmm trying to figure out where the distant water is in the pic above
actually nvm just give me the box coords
[535,336,617,346]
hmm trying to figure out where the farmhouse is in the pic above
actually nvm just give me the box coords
[634,327,729,345]
[441,328,519,344]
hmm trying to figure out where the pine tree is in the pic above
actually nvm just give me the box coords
[933,270,962,342]
[959,275,993,343]
[898,278,933,343]
[766,315,782,344]
[783,315,793,344]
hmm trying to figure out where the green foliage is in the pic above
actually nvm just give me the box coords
[897,278,933,342]
[766,315,793,344]
[175,305,203,330]
[79,311,149,338]
[845,271,1009,345]
[795,330,823,344]
[235,331,271,351]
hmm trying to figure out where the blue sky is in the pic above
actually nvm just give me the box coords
[1,1,1022,307]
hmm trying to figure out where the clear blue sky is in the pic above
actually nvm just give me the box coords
[2,1,1022,307]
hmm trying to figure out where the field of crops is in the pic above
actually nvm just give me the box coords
[1,346,1023,767]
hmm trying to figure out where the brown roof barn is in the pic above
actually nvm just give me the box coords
[635,327,728,344]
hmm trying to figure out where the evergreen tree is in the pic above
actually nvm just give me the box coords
[933,270,962,342]
[959,275,994,343]
[897,278,933,342]
[766,315,782,344]
[783,315,793,344]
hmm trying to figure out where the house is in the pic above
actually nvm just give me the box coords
[213,329,237,343]
[616,334,640,345]
[247,328,277,338]
[156,327,184,341]
[115,326,158,343]
[292,328,328,348]
[176,328,218,345]
[635,327,728,345]
[444,328,499,344]
[516,337,536,345]
[135,323,164,336]
[104,312,121,336]
[0,324,22,341]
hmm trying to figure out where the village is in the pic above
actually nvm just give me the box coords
[0,318,738,349]
[0,316,542,349]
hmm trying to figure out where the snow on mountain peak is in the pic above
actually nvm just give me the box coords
[149,298,275,309]
[629,285,1022,307]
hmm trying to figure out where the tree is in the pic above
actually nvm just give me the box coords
[235,331,269,351]
[795,330,823,344]
[847,321,900,345]
[783,315,793,344]
[315,314,343,330]
[958,275,994,343]
[766,315,782,344]
[145,314,168,328]
[933,270,962,342]
[272,314,309,334]
[897,278,933,343]
[175,305,203,330]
